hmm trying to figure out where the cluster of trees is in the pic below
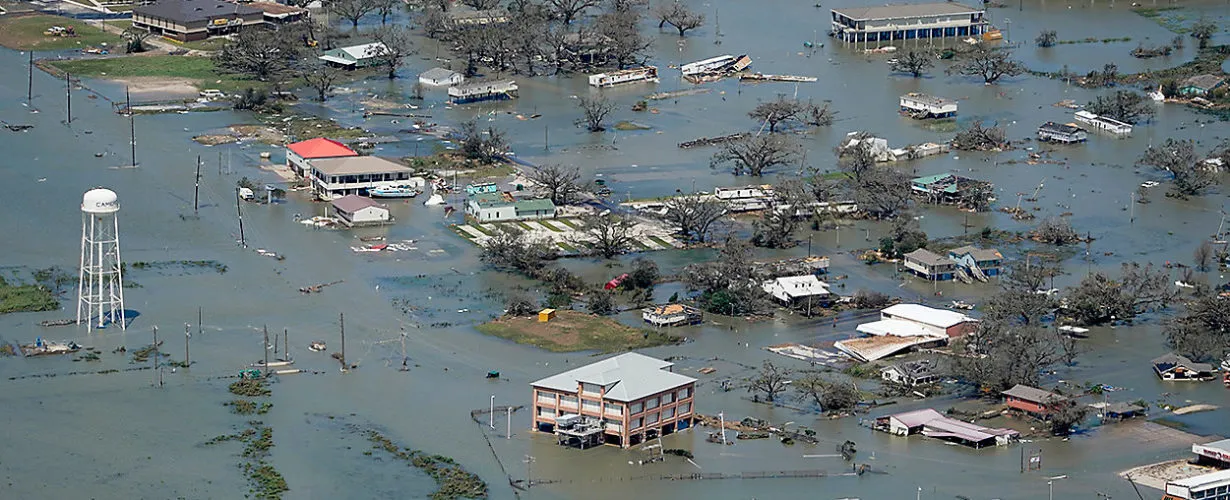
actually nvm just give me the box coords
[423,0,689,76]
[1085,90,1155,124]
[951,121,1008,151]
[746,361,861,411]
[1063,262,1177,326]
[680,239,768,315]
[1137,138,1224,197]
[836,135,912,220]
[708,97,834,178]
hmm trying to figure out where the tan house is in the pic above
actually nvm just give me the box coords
[132,0,263,42]
[531,352,696,448]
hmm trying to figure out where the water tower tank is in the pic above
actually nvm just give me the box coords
[82,188,120,214]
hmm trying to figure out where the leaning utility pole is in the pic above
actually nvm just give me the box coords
[235,188,246,247]
[27,51,34,105]
[339,312,346,371]
[65,72,71,124]
[184,323,191,367]
[193,155,201,215]
[127,86,136,167]
[152,325,159,386]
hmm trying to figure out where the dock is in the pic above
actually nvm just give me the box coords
[678,133,749,149]
[739,73,817,83]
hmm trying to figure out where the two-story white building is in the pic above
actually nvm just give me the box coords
[831,2,988,47]
[306,156,415,200]
[531,352,697,449]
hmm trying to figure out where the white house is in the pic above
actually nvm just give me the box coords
[306,156,416,200]
[1074,110,1132,135]
[319,42,386,69]
[857,303,977,338]
[419,67,464,87]
[762,275,831,305]
[899,93,957,118]
[331,195,391,226]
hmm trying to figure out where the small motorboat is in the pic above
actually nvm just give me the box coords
[486,370,500,379]
[308,341,327,352]
[369,185,421,198]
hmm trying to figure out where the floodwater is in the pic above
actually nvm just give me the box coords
[1,0,1228,498]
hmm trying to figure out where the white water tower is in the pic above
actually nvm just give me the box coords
[78,188,125,332]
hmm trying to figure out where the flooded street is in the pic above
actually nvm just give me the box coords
[2,0,1229,498]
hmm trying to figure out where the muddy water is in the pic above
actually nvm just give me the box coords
[2,1,1229,499]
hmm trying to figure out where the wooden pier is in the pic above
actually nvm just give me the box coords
[739,73,817,83]
[678,133,749,149]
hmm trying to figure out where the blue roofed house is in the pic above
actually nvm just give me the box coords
[466,192,557,222]
[947,245,1003,280]
[911,173,993,210]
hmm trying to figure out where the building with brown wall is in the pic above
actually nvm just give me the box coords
[531,352,696,448]
[132,0,262,42]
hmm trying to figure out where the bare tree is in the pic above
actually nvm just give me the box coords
[374,0,398,24]
[213,29,302,82]
[370,25,415,79]
[1086,90,1155,124]
[596,8,653,69]
[889,50,934,77]
[1165,293,1230,362]
[505,293,537,316]
[852,167,911,220]
[748,96,805,133]
[546,0,601,24]
[1194,241,1215,272]
[1036,30,1057,47]
[953,276,1065,391]
[578,214,636,258]
[952,120,1008,151]
[661,196,725,243]
[587,289,616,315]
[1065,262,1177,325]
[457,119,508,164]
[946,44,1025,84]
[297,58,343,101]
[682,239,768,314]
[803,101,835,127]
[1048,399,1089,436]
[711,135,801,176]
[481,226,557,272]
[1138,138,1215,197]
[577,95,616,132]
[1190,18,1217,49]
[655,1,704,37]
[461,0,501,9]
[747,360,792,402]
[326,0,377,28]
[1030,217,1081,245]
[528,164,585,205]
[751,187,806,248]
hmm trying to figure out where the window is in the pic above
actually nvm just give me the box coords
[681,387,692,399]
[662,407,675,419]
[630,402,643,414]
[664,392,675,404]
[604,403,623,416]
[678,402,691,415]
[646,397,659,410]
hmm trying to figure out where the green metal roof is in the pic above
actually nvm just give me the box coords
[469,192,508,207]
[912,174,950,185]
[514,198,556,212]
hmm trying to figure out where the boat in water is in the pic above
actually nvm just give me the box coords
[308,341,327,352]
[252,359,294,368]
[369,185,421,198]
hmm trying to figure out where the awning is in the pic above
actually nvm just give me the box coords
[318,55,355,66]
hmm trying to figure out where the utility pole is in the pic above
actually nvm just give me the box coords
[184,323,190,367]
[524,455,535,488]
[506,406,512,439]
[284,328,289,361]
[127,86,136,167]
[65,72,72,124]
[263,325,270,376]
[27,50,34,105]
[807,235,812,257]
[399,329,408,371]
[235,188,246,248]
[194,156,201,215]
[544,124,549,151]
[490,395,496,429]
[340,312,346,371]
[1129,192,1135,224]
[198,306,203,337]
[218,151,223,176]
[152,326,160,387]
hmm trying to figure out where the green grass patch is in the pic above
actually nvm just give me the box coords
[515,221,534,231]
[104,20,133,30]
[275,115,370,142]
[537,220,565,232]
[166,36,231,52]
[557,218,582,230]
[468,223,495,236]
[0,276,59,314]
[476,309,680,353]
[0,14,123,51]
[647,235,673,248]
[631,239,652,250]
[613,120,651,131]
[556,242,579,252]
[818,171,850,181]
[47,54,264,95]
[1131,6,1180,18]
[367,431,487,500]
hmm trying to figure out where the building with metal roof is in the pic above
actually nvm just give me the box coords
[831,3,988,48]
[762,275,831,305]
[1002,384,1068,416]
[132,0,263,41]
[1165,468,1230,500]
[1152,352,1217,381]
[319,42,387,68]
[531,352,697,448]
[873,408,1019,448]
[285,138,358,177]
[330,195,390,227]
[1037,121,1088,143]
[418,67,464,87]
[903,248,958,281]
[465,193,556,222]
[305,156,415,200]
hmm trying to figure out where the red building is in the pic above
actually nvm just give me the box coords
[285,138,358,178]
[1002,384,1068,416]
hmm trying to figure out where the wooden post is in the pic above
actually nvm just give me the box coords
[283,329,289,362]
[340,312,346,371]
[198,306,203,337]
[194,156,201,215]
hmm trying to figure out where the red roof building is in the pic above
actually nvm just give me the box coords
[286,138,358,177]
